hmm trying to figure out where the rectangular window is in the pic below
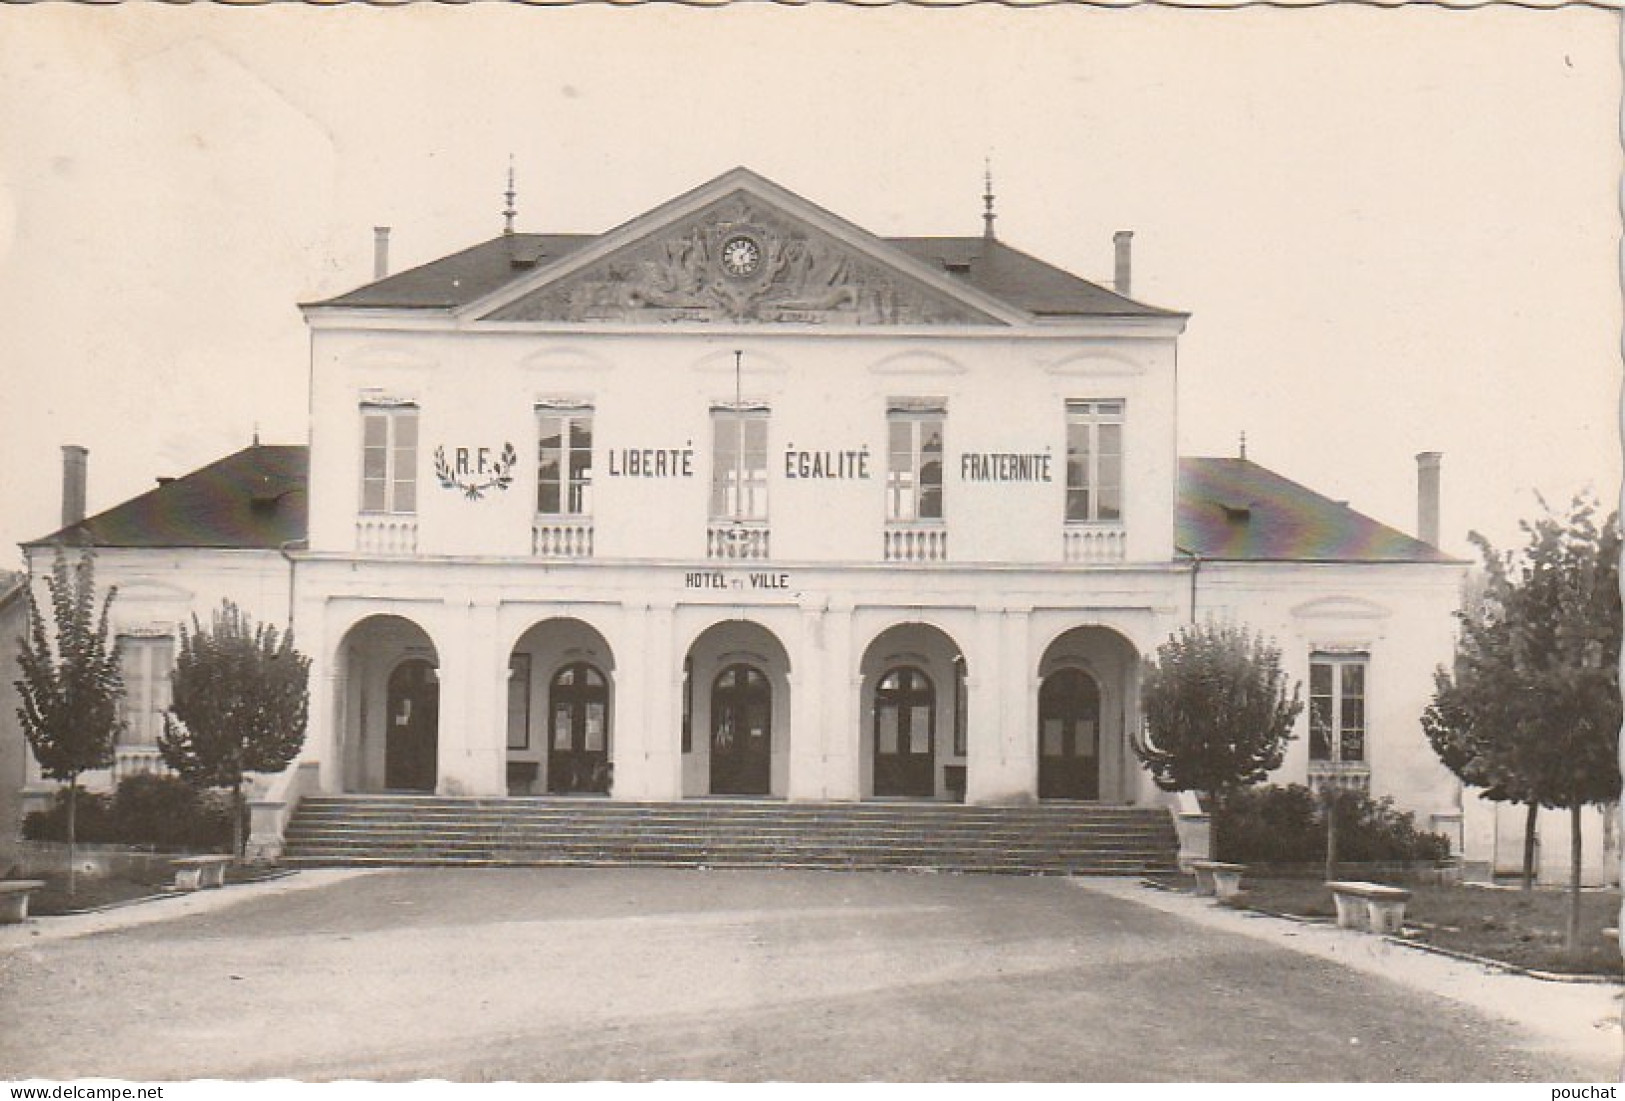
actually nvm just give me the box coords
[711,410,769,521]
[681,659,693,754]
[117,636,173,748]
[360,405,419,514]
[1310,652,1367,763]
[537,410,593,515]
[953,662,967,757]
[1065,400,1124,523]
[507,653,531,750]
[887,406,945,522]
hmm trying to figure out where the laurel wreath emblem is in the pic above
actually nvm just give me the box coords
[433,443,518,500]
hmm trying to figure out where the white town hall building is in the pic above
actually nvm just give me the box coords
[21,166,1581,877]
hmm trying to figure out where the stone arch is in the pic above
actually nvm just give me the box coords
[1035,625,1141,802]
[858,622,968,801]
[507,617,617,796]
[681,620,791,797]
[334,614,441,794]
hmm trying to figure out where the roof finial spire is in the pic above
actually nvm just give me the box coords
[1239,430,1248,460]
[502,154,517,237]
[982,155,996,241]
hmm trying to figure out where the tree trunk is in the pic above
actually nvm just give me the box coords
[231,778,244,860]
[1522,801,1539,891]
[66,777,78,897]
[1566,802,1583,957]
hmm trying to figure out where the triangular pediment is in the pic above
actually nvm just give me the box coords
[476,171,1013,327]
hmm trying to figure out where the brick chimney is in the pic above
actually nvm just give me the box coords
[373,227,391,280]
[1113,230,1133,297]
[61,445,87,528]
[1416,451,1441,547]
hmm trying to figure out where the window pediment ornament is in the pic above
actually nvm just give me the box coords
[1044,350,1146,377]
[869,351,969,377]
[359,389,418,409]
[518,346,616,374]
[1290,595,1391,621]
[350,345,437,372]
[116,622,176,639]
[483,194,998,327]
[109,580,194,604]
[886,397,948,415]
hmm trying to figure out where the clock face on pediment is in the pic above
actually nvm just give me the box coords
[720,234,763,279]
[483,192,999,326]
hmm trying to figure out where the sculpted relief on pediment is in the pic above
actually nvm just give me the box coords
[485,195,997,326]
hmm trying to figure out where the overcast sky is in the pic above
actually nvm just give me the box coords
[0,4,1618,572]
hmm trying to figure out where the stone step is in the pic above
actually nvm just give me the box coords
[291,806,1167,824]
[283,796,1177,876]
[283,821,1170,837]
[279,850,1176,870]
[285,840,1168,860]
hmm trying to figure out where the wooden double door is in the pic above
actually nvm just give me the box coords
[1037,668,1102,800]
[385,658,439,792]
[873,666,936,797]
[548,662,610,794]
[710,664,772,795]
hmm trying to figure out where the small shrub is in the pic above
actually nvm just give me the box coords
[22,775,237,852]
[22,788,116,844]
[191,791,238,852]
[113,773,201,850]
[1333,792,1453,863]
[1216,783,1452,865]
[1218,784,1321,864]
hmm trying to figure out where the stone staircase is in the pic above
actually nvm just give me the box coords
[282,796,1179,876]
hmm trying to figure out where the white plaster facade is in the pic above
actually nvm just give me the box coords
[26,167,1584,876]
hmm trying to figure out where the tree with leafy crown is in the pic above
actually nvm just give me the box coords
[14,547,125,894]
[1423,494,1620,954]
[1133,619,1303,859]
[1422,572,1543,890]
[160,600,311,857]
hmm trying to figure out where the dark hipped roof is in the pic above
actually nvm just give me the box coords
[315,235,594,310]
[26,446,308,551]
[887,237,1175,318]
[1178,457,1456,564]
[311,220,1180,319]
[27,446,1453,566]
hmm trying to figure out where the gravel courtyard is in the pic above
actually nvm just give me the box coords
[0,867,1612,1081]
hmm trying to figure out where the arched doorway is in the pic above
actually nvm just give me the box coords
[548,662,610,794]
[336,614,440,794]
[682,620,791,798]
[874,666,935,797]
[710,663,771,795]
[1037,667,1101,800]
[507,617,616,797]
[858,622,967,801]
[385,657,439,792]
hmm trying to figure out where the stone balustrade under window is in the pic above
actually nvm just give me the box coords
[356,515,418,555]
[113,745,167,782]
[707,522,771,560]
[533,518,594,558]
[1062,524,1126,563]
[1309,760,1373,794]
[883,523,948,563]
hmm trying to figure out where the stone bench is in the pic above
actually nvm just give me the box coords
[1189,860,1247,900]
[0,880,47,924]
[171,855,234,892]
[1327,880,1413,934]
